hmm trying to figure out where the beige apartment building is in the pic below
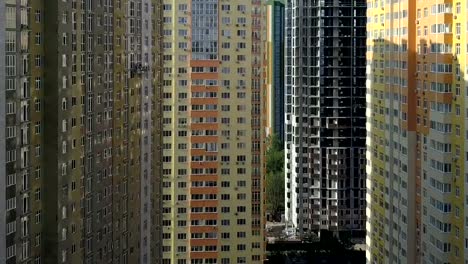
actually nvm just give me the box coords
[160,1,266,263]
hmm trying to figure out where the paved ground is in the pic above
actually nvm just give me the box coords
[266,222,286,243]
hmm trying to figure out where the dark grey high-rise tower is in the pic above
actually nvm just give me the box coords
[284,0,367,237]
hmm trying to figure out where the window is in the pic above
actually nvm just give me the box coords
[35,33,42,45]
[35,188,41,201]
[7,173,16,186]
[35,77,42,90]
[7,126,16,138]
[6,31,16,52]
[35,99,41,112]
[431,4,452,14]
[35,167,41,179]
[6,245,16,259]
[237,219,246,225]
[7,150,16,162]
[431,24,452,34]
[35,121,41,134]
[6,221,16,235]
[178,4,187,11]
[7,197,16,211]
[430,63,452,73]
[35,9,42,22]
[237,244,246,251]
[237,257,247,264]
[6,7,16,28]
[35,234,41,247]
[6,102,16,114]
[6,55,16,76]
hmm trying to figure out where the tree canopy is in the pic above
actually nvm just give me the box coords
[266,134,285,221]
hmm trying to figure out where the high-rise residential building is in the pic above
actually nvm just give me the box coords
[160,1,266,263]
[366,1,467,264]
[284,0,367,236]
[266,0,285,141]
[365,2,417,263]
[1,0,163,263]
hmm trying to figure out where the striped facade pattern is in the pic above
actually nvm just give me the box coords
[1,0,163,263]
[366,0,468,263]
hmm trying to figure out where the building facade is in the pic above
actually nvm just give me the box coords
[1,0,163,263]
[366,1,468,263]
[365,1,417,262]
[160,0,266,263]
[285,0,367,236]
[266,0,285,141]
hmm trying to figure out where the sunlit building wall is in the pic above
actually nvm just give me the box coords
[366,1,468,263]
[160,1,266,263]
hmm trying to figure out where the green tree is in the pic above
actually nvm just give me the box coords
[266,171,284,220]
[266,134,284,173]
[266,134,284,220]
[266,132,283,151]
